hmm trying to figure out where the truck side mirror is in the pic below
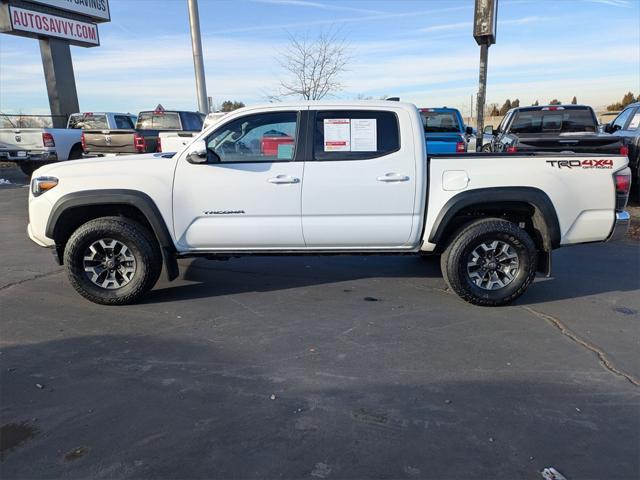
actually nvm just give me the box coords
[483,125,494,135]
[186,140,209,164]
[465,126,473,135]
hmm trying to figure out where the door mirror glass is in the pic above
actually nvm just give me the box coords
[465,126,474,135]
[186,139,208,164]
[483,125,494,135]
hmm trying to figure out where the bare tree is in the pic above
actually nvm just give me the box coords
[274,30,350,101]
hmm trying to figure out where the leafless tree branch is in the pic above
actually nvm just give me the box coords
[272,29,351,101]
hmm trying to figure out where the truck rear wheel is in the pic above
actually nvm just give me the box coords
[18,162,38,177]
[63,217,162,305]
[440,218,537,306]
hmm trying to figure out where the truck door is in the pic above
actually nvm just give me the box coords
[172,109,305,249]
[301,109,417,248]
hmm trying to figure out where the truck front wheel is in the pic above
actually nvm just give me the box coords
[440,218,537,306]
[63,217,162,305]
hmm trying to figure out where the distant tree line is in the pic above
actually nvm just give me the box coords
[486,96,581,116]
[220,100,246,112]
[606,92,638,111]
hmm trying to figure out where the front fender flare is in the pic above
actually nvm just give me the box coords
[46,189,179,281]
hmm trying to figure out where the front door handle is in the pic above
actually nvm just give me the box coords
[268,175,300,184]
[377,173,410,182]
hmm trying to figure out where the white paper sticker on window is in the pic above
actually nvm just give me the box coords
[629,112,640,130]
[350,119,377,151]
[323,119,351,151]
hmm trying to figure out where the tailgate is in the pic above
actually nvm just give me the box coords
[159,131,196,152]
[0,129,44,151]
[426,134,463,154]
[83,130,137,154]
[516,134,623,153]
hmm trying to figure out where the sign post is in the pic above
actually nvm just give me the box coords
[473,0,498,151]
[0,0,110,125]
[187,0,208,115]
[40,37,80,127]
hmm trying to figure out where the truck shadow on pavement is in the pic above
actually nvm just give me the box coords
[141,243,639,306]
[142,255,444,305]
[1,335,638,479]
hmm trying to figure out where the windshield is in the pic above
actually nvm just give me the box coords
[421,111,461,133]
[509,108,597,134]
[136,112,182,130]
[68,114,109,130]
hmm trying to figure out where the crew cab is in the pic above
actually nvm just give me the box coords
[601,102,640,201]
[420,107,472,154]
[0,112,135,177]
[484,105,626,155]
[27,101,631,307]
[82,109,204,155]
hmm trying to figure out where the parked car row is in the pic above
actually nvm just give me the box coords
[0,112,136,176]
[0,107,227,176]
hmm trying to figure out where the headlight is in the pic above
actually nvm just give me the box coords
[31,176,58,197]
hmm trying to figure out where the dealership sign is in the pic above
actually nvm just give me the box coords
[7,5,99,46]
[24,0,110,22]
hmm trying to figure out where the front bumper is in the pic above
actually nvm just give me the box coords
[606,211,630,242]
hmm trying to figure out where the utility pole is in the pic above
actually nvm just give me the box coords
[473,0,498,151]
[187,0,208,114]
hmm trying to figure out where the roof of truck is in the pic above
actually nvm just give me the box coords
[230,100,419,113]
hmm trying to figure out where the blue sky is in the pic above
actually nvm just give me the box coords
[1,0,639,115]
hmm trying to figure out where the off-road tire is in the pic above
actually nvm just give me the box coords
[440,218,537,306]
[64,217,162,305]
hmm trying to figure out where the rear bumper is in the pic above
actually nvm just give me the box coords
[0,150,57,162]
[606,211,630,242]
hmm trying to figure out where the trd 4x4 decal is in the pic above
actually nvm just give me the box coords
[546,159,613,169]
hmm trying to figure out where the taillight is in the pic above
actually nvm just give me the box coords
[42,132,55,147]
[134,134,146,153]
[614,168,631,211]
[81,132,87,151]
[620,145,629,157]
[455,141,465,153]
[156,136,162,152]
[506,146,517,153]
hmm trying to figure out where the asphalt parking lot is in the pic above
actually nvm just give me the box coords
[0,166,639,479]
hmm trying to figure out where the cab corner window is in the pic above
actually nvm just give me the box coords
[206,111,298,163]
[313,110,400,161]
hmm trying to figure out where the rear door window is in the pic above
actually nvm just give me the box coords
[68,114,109,129]
[114,115,134,129]
[182,113,204,131]
[136,112,182,130]
[313,110,400,161]
[421,110,460,132]
[509,108,597,133]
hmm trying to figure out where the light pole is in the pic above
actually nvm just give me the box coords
[187,0,208,114]
[473,0,498,151]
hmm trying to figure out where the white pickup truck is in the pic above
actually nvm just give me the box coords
[0,112,136,176]
[26,101,631,306]
[158,111,227,153]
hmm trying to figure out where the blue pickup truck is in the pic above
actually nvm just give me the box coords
[420,107,473,154]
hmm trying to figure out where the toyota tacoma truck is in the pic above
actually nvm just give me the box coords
[26,101,631,306]
[0,112,135,177]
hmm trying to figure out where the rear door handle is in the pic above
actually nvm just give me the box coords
[377,173,410,182]
[268,175,300,184]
